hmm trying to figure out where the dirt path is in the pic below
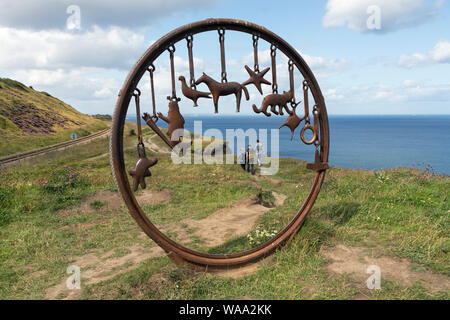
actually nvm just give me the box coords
[320,244,450,296]
[145,134,171,154]
[45,245,164,300]
[59,188,171,220]
[168,192,286,248]
[47,190,286,299]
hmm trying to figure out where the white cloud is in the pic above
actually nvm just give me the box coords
[398,40,450,68]
[0,0,219,30]
[323,0,443,33]
[325,80,450,106]
[11,68,122,101]
[397,53,429,68]
[0,26,146,70]
[430,40,450,62]
[302,54,350,78]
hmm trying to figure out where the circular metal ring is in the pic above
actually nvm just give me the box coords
[110,18,330,268]
[300,124,317,145]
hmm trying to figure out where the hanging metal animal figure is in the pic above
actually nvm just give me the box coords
[195,72,249,113]
[179,76,211,107]
[145,98,185,147]
[252,89,294,117]
[241,65,271,95]
[279,102,304,140]
[128,145,158,192]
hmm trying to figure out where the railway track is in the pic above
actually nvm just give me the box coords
[0,128,110,167]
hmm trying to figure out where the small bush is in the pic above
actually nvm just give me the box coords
[257,190,276,207]
[129,129,136,136]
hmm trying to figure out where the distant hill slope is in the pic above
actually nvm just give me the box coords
[0,78,109,157]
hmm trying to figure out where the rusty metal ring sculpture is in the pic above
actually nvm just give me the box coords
[110,18,330,269]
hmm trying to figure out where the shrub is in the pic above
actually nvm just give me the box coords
[257,190,276,207]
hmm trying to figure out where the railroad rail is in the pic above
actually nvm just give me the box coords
[0,128,110,167]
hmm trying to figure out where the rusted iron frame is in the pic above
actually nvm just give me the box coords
[110,18,329,268]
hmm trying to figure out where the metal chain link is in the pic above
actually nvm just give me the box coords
[147,64,158,122]
[252,34,259,72]
[313,105,320,146]
[288,60,295,104]
[270,44,278,93]
[303,80,310,124]
[132,88,143,146]
[186,35,196,89]
[168,45,177,100]
[218,28,227,83]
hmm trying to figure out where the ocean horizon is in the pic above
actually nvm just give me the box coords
[125,114,450,175]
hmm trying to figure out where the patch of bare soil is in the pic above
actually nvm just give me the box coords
[45,245,164,300]
[208,256,274,279]
[136,188,171,206]
[181,192,286,248]
[49,190,285,298]
[253,174,283,187]
[320,244,450,295]
[59,189,171,230]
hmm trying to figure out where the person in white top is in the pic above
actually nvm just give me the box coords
[255,139,263,167]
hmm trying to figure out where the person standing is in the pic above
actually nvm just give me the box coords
[246,144,255,175]
[238,147,246,170]
[255,139,264,167]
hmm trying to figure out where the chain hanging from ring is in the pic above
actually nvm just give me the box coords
[218,28,227,83]
[147,64,158,122]
[252,34,259,72]
[303,80,310,124]
[312,105,320,147]
[132,88,143,147]
[270,44,278,94]
[168,45,177,100]
[186,35,196,89]
[300,80,317,145]
[288,59,297,108]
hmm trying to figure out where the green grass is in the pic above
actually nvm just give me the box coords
[0,125,448,300]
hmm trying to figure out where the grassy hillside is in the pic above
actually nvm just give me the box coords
[0,78,108,156]
[0,126,448,300]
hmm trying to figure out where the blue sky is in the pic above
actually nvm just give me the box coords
[0,0,449,115]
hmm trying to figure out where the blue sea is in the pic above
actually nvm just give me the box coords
[126,115,450,175]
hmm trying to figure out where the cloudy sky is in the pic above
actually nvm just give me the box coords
[0,0,449,115]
